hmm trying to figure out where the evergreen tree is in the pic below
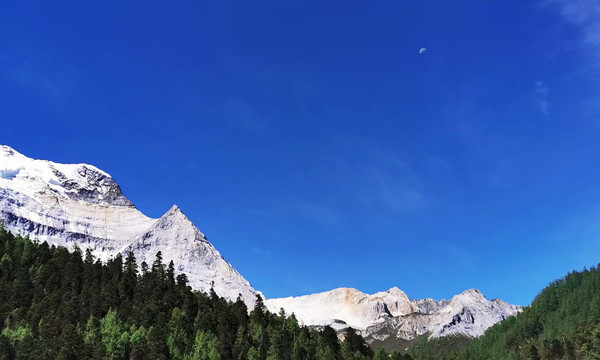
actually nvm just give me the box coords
[373,348,388,360]
[100,309,128,360]
[188,331,221,360]
[0,228,385,360]
[168,308,191,360]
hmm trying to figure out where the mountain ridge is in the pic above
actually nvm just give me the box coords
[266,285,521,343]
[0,144,258,306]
[0,144,520,342]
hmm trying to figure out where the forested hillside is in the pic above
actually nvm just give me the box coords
[0,226,411,360]
[5,221,598,360]
[408,265,600,360]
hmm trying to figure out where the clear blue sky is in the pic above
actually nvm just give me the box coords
[1,0,600,306]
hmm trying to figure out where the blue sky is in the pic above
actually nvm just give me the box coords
[2,0,600,305]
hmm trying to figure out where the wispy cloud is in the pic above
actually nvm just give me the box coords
[546,0,600,69]
[535,81,550,115]
[0,56,66,99]
[357,155,428,213]
[295,202,345,230]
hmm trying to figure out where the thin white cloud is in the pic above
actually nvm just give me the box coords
[535,81,550,115]
[356,155,429,213]
[295,202,345,230]
[546,0,600,68]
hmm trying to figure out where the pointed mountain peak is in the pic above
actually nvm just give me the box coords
[151,204,207,242]
[492,298,509,306]
[460,288,484,297]
[0,145,257,307]
[167,204,182,214]
[449,289,488,307]
[162,204,192,222]
[387,286,409,298]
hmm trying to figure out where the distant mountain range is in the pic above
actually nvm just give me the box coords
[265,287,520,343]
[0,145,520,344]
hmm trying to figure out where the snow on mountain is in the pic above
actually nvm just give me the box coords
[0,144,520,340]
[0,145,257,306]
[266,287,521,341]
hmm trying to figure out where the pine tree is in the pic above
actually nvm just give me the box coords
[129,325,149,360]
[0,230,376,360]
[168,308,191,360]
[373,348,388,360]
[188,331,221,360]
[100,309,128,360]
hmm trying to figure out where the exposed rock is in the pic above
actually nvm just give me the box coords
[0,145,257,307]
[266,287,521,342]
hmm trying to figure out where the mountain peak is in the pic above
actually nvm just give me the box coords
[458,288,484,297]
[0,145,17,157]
[449,289,487,307]
[159,205,198,231]
[387,286,409,298]
[0,145,257,306]
[454,289,487,300]
[166,204,183,215]
[0,144,131,206]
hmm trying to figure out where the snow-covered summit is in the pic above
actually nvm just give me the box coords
[0,145,132,206]
[0,145,257,306]
[1,144,519,341]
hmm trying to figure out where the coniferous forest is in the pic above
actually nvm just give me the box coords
[0,227,412,360]
[407,265,600,360]
[2,223,600,360]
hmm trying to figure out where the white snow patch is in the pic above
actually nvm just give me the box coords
[0,145,258,307]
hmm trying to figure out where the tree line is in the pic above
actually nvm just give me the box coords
[407,263,600,360]
[0,226,413,360]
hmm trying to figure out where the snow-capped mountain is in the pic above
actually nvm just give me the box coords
[0,144,520,342]
[0,145,257,306]
[265,287,521,342]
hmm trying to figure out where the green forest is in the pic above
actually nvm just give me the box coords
[0,226,411,360]
[2,224,600,360]
[407,265,600,360]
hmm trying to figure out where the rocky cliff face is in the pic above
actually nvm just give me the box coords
[266,287,521,342]
[0,145,257,307]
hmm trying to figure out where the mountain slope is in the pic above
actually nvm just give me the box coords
[0,228,365,360]
[0,144,520,341]
[407,264,600,359]
[266,287,521,343]
[0,145,257,306]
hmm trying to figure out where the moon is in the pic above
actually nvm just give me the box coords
[419,48,427,54]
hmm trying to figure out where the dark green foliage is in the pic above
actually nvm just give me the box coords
[404,335,470,360]
[408,265,600,360]
[342,327,374,359]
[0,226,386,359]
